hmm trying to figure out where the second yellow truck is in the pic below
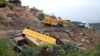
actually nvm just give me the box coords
[42,16,70,28]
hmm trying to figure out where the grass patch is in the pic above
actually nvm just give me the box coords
[0,34,20,56]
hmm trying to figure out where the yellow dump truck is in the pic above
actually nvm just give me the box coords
[13,28,64,52]
[22,28,57,46]
[42,16,70,28]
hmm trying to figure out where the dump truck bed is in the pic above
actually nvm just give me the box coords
[22,28,57,45]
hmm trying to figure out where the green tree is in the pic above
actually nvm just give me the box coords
[0,0,7,7]
[38,13,45,20]
[0,0,6,4]
[31,7,39,12]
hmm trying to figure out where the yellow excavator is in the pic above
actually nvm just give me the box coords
[13,28,64,52]
[42,16,70,28]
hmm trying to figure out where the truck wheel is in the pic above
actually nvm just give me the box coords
[13,46,21,53]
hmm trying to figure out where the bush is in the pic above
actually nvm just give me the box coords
[31,7,39,12]
[21,46,41,56]
[0,0,8,8]
[38,13,45,20]
[4,6,11,11]
[89,50,100,56]
[0,35,16,56]
[53,43,78,56]
[40,43,54,52]
[7,3,15,10]
[0,0,6,4]
[55,48,66,56]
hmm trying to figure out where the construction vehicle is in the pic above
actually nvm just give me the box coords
[12,28,64,52]
[42,16,70,28]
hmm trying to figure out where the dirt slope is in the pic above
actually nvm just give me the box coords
[0,6,100,50]
[0,7,40,30]
[35,24,100,50]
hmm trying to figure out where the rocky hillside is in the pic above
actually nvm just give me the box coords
[34,24,100,50]
[0,1,100,50]
[0,6,40,30]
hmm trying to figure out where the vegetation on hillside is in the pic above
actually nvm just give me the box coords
[38,13,45,20]
[1,35,100,56]
[18,43,100,56]
[0,0,8,7]
[0,0,6,4]
[0,0,15,10]
[31,7,45,20]
[0,35,20,56]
